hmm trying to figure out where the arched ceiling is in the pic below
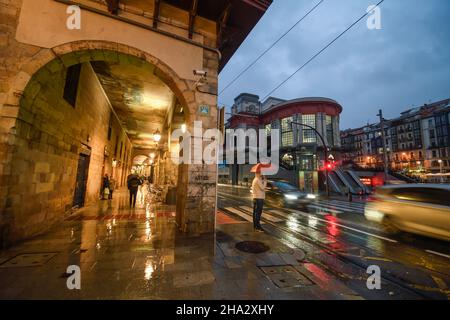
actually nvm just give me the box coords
[91,59,175,149]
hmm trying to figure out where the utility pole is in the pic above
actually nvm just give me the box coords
[377,109,389,184]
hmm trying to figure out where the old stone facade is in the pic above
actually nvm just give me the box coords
[340,98,450,174]
[0,0,232,246]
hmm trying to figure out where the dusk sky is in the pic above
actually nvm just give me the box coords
[218,0,450,129]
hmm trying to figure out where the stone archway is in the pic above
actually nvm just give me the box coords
[2,40,195,122]
[0,40,198,245]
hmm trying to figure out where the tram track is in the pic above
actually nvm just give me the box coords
[218,190,450,299]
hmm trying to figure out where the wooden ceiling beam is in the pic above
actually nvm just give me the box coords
[106,0,120,15]
[217,0,232,48]
[153,0,161,28]
[188,0,199,39]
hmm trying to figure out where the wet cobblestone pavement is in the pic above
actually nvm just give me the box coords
[0,188,361,300]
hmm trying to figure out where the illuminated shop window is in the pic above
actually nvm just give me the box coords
[302,114,316,143]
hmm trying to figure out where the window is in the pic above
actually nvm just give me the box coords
[326,115,334,146]
[302,114,316,143]
[281,117,293,147]
[273,181,298,192]
[265,124,271,136]
[63,64,82,107]
[430,129,436,139]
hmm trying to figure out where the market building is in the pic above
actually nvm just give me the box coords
[225,93,343,193]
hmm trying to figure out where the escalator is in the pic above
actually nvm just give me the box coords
[335,168,361,195]
[327,171,346,195]
[346,170,371,194]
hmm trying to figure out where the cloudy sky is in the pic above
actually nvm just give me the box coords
[218,0,450,129]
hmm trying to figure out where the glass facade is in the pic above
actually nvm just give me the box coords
[281,117,294,147]
[265,123,271,136]
[326,115,333,146]
[302,114,316,143]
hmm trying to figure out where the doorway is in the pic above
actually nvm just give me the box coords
[73,153,90,208]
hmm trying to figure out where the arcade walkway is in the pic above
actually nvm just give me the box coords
[0,187,359,300]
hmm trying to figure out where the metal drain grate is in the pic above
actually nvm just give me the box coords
[235,241,270,254]
[0,252,58,268]
[259,265,315,288]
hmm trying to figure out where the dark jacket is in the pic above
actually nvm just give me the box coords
[102,176,110,189]
[127,174,141,190]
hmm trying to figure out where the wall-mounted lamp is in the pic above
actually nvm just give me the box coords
[150,153,155,159]
[181,124,187,133]
[153,129,161,143]
[112,159,117,167]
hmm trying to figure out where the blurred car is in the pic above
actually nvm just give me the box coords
[264,180,317,208]
[364,184,450,241]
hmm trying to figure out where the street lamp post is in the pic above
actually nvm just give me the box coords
[438,159,443,174]
[290,121,330,197]
[377,109,389,184]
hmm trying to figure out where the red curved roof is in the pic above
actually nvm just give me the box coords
[262,97,342,124]
[228,97,342,128]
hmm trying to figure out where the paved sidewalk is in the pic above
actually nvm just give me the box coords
[0,188,361,300]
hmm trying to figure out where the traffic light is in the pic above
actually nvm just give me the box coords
[323,161,336,171]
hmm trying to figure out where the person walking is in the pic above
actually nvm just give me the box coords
[127,171,141,208]
[109,177,116,200]
[344,185,352,202]
[251,170,267,232]
[101,173,110,200]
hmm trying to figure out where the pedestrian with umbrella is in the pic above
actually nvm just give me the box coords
[250,163,270,232]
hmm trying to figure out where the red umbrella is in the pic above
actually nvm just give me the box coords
[250,163,272,173]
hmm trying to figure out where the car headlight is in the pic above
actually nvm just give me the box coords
[364,208,384,222]
[306,194,316,199]
[285,194,298,200]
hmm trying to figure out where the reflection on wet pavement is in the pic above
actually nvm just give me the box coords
[0,187,362,300]
[218,185,450,299]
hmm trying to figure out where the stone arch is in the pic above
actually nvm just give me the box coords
[3,40,194,125]
[0,40,195,244]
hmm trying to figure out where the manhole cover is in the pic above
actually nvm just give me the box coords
[259,265,315,288]
[235,241,270,254]
[0,252,58,268]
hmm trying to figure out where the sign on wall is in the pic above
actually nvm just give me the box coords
[198,105,210,116]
